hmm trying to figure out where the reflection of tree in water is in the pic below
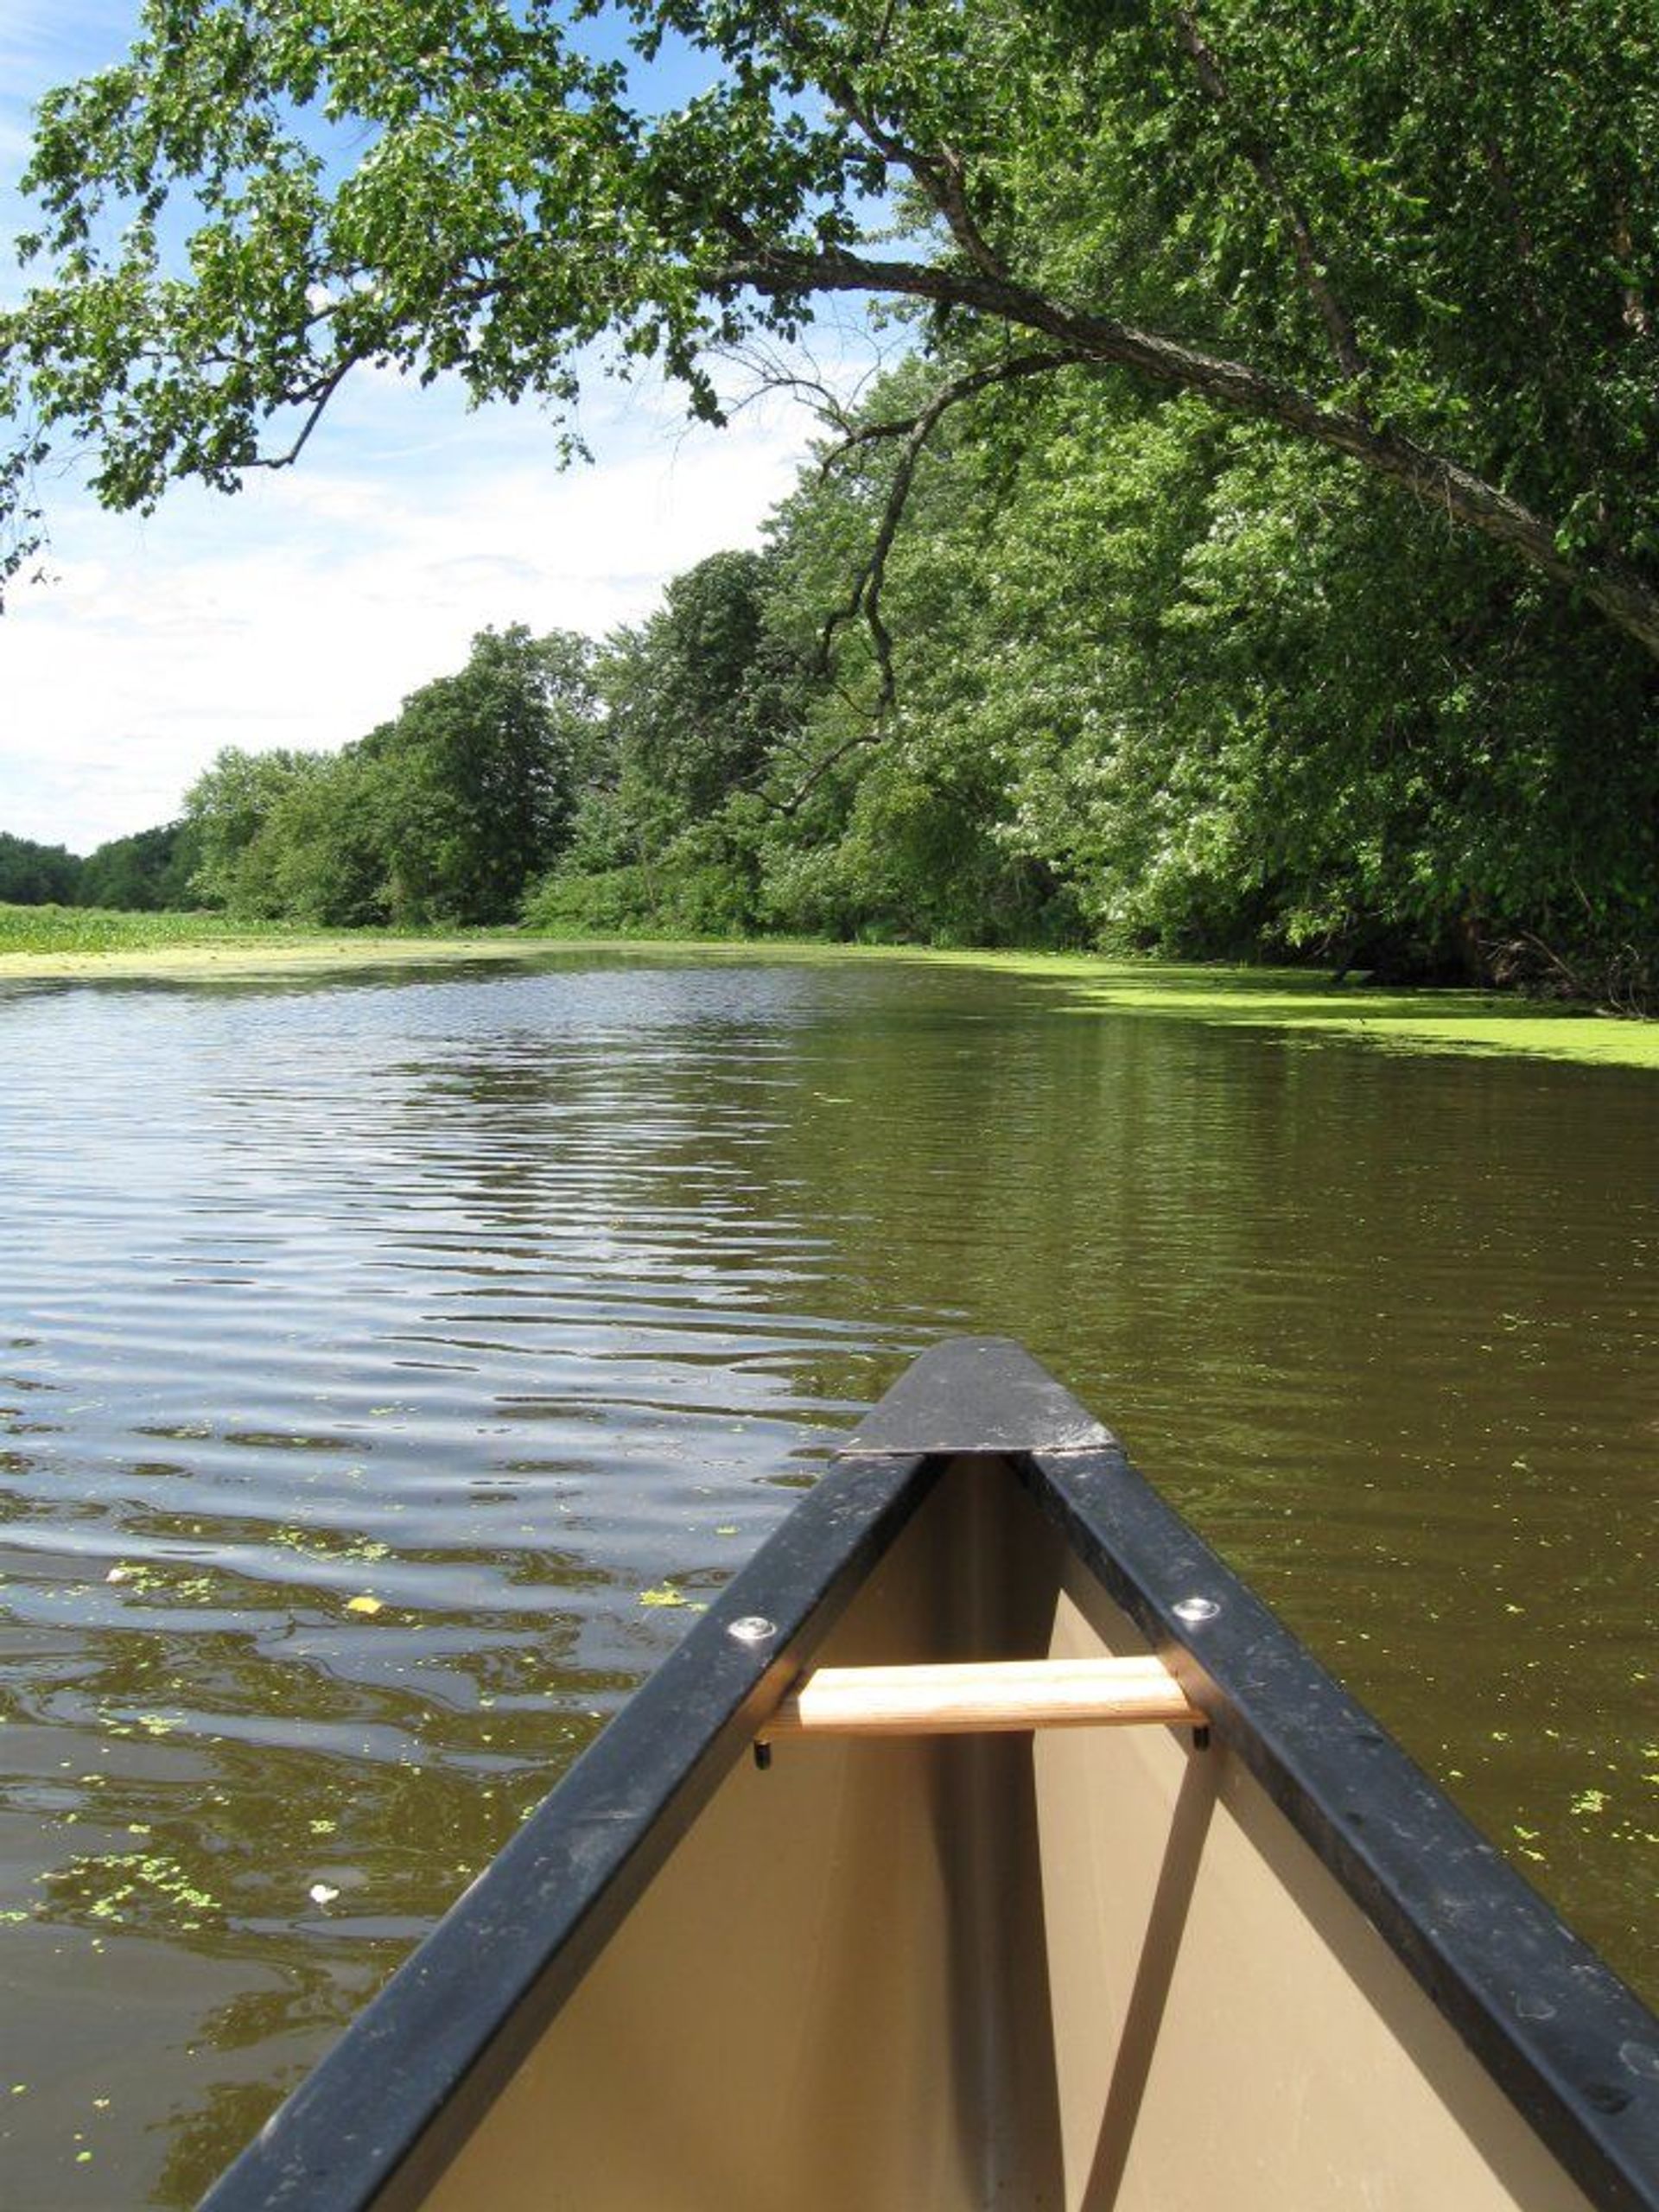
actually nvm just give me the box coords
[154,2075,302,2209]
[127,1667,609,2203]
[149,1948,404,2211]
[27,1711,608,1938]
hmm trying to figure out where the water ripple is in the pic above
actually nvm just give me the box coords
[0,953,1655,2205]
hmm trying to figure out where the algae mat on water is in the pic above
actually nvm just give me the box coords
[1,914,1656,1071]
[963,952,1659,1071]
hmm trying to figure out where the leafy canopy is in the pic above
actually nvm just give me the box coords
[6,0,1659,657]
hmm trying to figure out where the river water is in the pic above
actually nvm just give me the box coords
[0,950,1653,2205]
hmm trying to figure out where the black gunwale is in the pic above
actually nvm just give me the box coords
[1015,1436,1659,2212]
[197,1338,1659,2212]
[198,1446,937,2212]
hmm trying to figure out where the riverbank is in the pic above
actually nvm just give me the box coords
[3,907,1656,1070]
[0,904,529,967]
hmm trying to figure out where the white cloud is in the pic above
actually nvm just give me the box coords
[0,13,901,856]
[0,373,835,850]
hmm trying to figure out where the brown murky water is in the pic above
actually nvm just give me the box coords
[0,951,1653,2205]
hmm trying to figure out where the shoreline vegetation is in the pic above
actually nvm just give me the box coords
[10,8,1659,1020]
[4,905,1656,1072]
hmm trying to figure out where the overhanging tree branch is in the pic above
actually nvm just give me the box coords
[760,717,885,816]
[241,353,361,471]
[10,0,1659,674]
[748,349,1074,815]
[715,242,1659,660]
[817,346,1071,470]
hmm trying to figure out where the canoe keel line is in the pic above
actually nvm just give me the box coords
[200,1338,1659,2212]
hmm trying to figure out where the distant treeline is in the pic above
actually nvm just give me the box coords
[16,359,1659,1000]
[0,822,200,912]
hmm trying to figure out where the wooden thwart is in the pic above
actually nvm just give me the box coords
[761,1655,1206,1739]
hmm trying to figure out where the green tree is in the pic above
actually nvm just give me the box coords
[756,355,1659,982]
[6,0,1659,669]
[244,749,389,925]
[78,820,202,910]
[182,747,330,914]
[0,831,80,905]
[750,359,1083,945]
[531,548,814,936]
[365,625,594,925]
[177,631,594,926]
[607,551,801,820]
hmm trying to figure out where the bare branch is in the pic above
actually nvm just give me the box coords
[710,330,891,437]
[242,354,360,472]
[763,719,887,816]
[755,353,1080,817]
[817,348,1071,474]
[815,351,1074,708]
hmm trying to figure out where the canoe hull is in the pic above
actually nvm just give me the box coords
[200,1340,1659,2212]
[423,1454,1597,2212]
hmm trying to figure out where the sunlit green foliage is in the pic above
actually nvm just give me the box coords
[0,903,299,956]
[530,355,1659,989]
[183,747,330,914]
[7,0,1659,657]
[763,372,1659,982]
[359,625,596,925]
[525,550,804,938]
[8,2,1659,992]
[607,552,800,823]
[184,626,598,925]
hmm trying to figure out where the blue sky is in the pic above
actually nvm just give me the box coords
[0,4,882,854]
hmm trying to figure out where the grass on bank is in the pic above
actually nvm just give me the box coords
[0,902,524,966]
[3,903,1657,1072]
[0,905,296,956]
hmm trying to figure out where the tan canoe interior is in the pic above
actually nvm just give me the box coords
[420,1452,1594,2212]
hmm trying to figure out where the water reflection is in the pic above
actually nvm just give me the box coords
[0,953,1654,2202]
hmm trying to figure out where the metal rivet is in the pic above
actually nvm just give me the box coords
[1173,1596,1220,1626]
[1583,2082,1630,2115]
[727,1616,777,1646]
